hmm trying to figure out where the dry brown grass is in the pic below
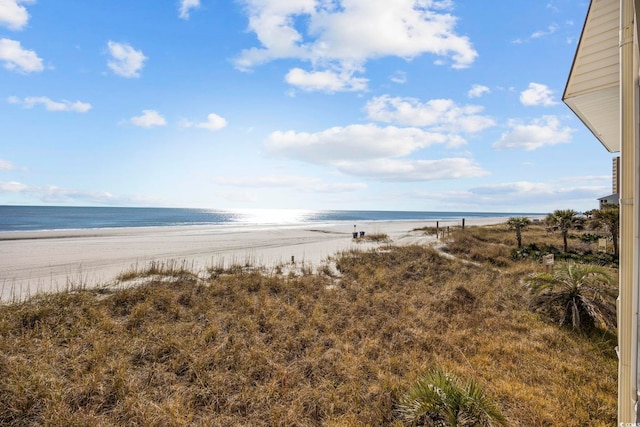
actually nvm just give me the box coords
[357,232,390,243]
[0,224,617,426]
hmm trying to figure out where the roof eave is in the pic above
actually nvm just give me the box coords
[562,0,621,153]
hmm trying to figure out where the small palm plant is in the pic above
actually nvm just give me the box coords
[507,216,531,248]
[525,262,617,331]
[396,368,507,426]
[545,209,584,252]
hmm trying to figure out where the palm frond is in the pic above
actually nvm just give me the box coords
[396,368,507,426]
[526,262,617,331]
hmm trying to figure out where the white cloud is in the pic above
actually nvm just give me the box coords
[471,181,556,196]
[417,180,608,211]
[365,95,495,134]
[235,0,477,91]
[196,113,227,131]
[217,175,313,188]
[178,0,200,19]
[336,158,489,181]
[467,84,490,98]
[266,123,459,164]
[216,175,367,193]
[0,181,159,205]
[305,182,367,193]
[8,96,91,112]
[493,115,574,151]
[181,113,227,131]
[265,123,488,181]
[546,2,561,13]
[531,24,559,39]
[520,82,557,106]
[107,41,147,78]
[390,70,407,84]
[468,181,606,204]
[36,186,116,204]
[130,110,166,128]
[0,38,43,73]
[285,68,368,92]
[512,23,562,44]
[0,181,29,192]
[558,175,611,184]
[0,0,32,30]
[0,159,23,171]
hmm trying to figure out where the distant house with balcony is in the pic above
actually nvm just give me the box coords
[598,193,619,207]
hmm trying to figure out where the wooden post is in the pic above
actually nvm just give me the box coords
[462,218,465,230]
[436,221,439,238]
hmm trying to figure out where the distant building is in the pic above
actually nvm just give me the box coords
[598,156,620,208]
[598,193,619,208]
[613,155,620,194]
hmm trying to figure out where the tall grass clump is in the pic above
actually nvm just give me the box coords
[116,259,197,282]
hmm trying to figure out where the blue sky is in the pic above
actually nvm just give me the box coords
[0,0,612,212]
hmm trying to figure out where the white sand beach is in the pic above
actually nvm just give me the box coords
[0,217,511,302]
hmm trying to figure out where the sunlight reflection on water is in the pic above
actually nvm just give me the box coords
[226,208,317,225]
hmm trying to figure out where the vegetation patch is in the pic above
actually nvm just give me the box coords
[0,222,618,426]
[356,232,390,243]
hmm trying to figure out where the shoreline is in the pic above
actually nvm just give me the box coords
[0,215,511,240]
[0,217,516,303]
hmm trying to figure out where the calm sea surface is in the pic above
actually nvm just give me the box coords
[0,206,539,233]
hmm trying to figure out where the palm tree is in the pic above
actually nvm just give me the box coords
[507,217,531,248]
[545,209,584,252]
[590,203,619,256]
[397,368,507,426]
[525,262,617,331]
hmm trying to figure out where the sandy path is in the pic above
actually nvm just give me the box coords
[0,218,507,302]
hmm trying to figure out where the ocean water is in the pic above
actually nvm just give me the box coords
[0,205,538,233]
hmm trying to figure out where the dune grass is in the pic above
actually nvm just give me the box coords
[0,222,617,426]
[357,232,390,243]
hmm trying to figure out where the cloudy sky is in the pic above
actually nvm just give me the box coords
[0,0,612,212]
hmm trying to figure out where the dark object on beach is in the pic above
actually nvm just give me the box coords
[359,231,365,237]
[353,232,358,238]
